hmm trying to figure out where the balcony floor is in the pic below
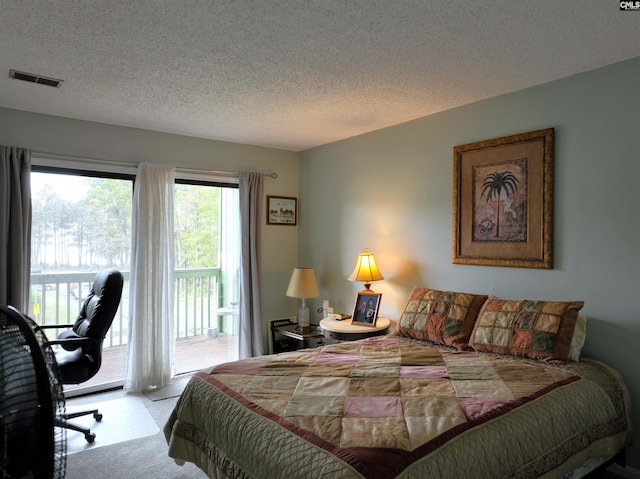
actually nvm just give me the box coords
[65,333,239,393]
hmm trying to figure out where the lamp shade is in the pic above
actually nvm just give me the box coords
[286,267,319,299]
[348,248,384,289]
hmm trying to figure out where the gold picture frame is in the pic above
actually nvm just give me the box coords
[452,128,554,269]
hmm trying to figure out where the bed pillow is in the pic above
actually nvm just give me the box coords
[393,286,488,349]
[469,296,584,363]
[568,315,587,362]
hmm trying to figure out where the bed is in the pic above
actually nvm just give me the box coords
[164,287,633,478]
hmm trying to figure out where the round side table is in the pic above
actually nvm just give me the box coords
[319,316,391,341]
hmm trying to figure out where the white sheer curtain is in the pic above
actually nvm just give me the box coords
[0,146,31,312]
[126,163,176,392]
[238,172,264,358]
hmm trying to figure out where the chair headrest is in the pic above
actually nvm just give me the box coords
[74,269,124,339]
[91,269,124,299]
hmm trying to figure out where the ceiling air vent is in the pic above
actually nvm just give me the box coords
[9,69,63,88]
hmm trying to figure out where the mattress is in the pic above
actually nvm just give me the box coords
[164,336,632,478]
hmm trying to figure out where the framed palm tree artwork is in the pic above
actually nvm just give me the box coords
[452,128,554,269]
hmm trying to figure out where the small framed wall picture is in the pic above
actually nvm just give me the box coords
[351,292,381,327]
[266,196,297,226]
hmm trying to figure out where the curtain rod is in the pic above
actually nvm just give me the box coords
[32,150,278,178]
[177,166,277,178]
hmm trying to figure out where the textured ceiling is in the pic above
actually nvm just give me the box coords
[1,1,638,152]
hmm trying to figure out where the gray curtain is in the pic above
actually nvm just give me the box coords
[0,146,32,312]
[238,172,264,358]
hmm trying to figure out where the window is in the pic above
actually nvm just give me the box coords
[30,166,240,393]
[173,181,240,373]
[30,170,133,392]
[30,171,133,315]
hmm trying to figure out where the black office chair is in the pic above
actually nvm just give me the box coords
[39,269,124,443]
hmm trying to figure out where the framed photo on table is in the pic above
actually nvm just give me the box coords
[266,196,297,226]
[452,128,554,269]
[351,292,381,327]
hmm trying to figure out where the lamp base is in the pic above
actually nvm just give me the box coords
[359,282,378,293]
[295,300,310,333]
[295,325,314,333]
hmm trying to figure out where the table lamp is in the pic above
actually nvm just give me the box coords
[348,248,384,292]
[286,267,319,332]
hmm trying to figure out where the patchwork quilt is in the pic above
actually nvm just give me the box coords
[164,336,631,479]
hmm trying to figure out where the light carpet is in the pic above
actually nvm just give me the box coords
[65,396,159,455]
[143,373,194,401]
[65,391,205,479]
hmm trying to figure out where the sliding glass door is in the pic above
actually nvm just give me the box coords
[30,168,240,393]
[30,171,133,392]
[173,181,240,374]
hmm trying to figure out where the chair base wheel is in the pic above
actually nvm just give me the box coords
[56,409,103,442]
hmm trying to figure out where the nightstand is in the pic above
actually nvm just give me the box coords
[319,317,391,341]
[271,322,326,353]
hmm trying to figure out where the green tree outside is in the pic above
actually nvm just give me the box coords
[31,174,221,271]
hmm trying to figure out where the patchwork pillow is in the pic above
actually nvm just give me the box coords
[393,286,488,349]
[469,296,584,363]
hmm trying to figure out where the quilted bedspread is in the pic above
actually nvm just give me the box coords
[164,336,631,479]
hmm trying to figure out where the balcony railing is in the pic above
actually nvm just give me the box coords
[29,268,227,349]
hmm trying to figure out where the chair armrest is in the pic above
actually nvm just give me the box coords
[38,323,75,330]
[46,336,93,347]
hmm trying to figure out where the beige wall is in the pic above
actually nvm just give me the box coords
[299,57,640,467]
[0,107,300,350]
